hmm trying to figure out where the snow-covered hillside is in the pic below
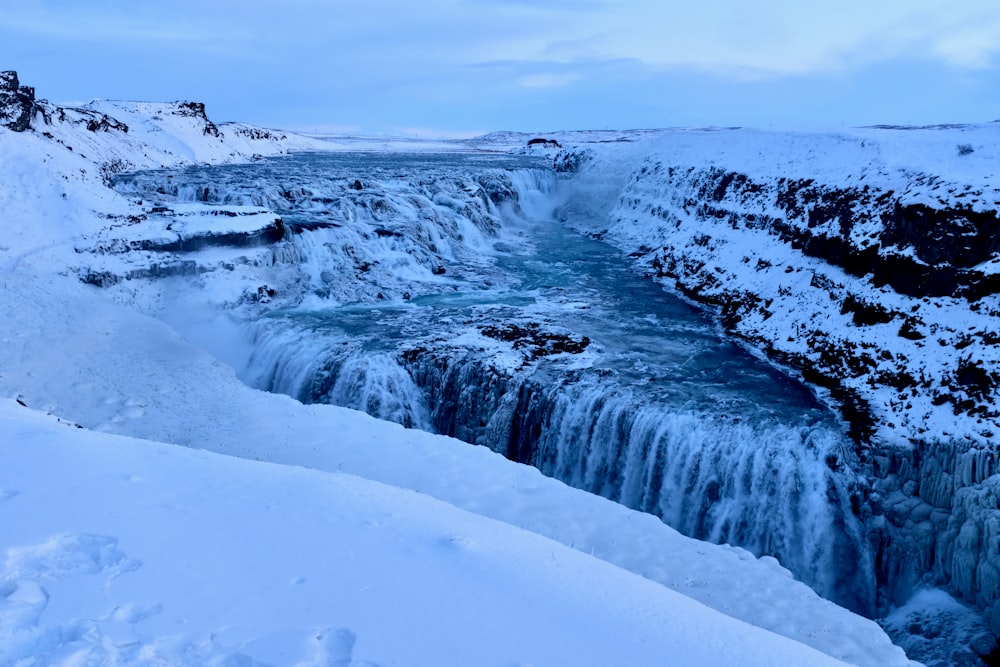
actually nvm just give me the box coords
[562,126,1000,447]
[0,72,917,665]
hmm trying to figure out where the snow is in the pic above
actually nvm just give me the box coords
[1,398,861,667]
[0,92,920,666]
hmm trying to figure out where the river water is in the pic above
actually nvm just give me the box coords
[114,150,875,614]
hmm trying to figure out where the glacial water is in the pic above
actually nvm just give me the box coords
[114,150,875,614]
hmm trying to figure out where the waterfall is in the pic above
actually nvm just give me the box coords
[246,327,873,613]
[241,319,433,431]
[120,151,877,620]
[399,349,874,615]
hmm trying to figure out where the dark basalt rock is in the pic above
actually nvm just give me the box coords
[132,219,285,253]
[553,148,592,174]
[696,169,1000,300]
[883,202,1000,269]
[0,71,17,91]
[232,126,285,141]
[174,100,221,137]
[31,102,129,134]
[84,113,128,133]
[480,322,590,358]
[0,70,35,132]
[527,137,561,148]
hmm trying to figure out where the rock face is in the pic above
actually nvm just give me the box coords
[527,137,562,149]
[0,70,35,132]
[174,100,221,137]
[604,161,1000,444]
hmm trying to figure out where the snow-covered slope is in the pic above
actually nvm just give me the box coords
[0,91,330,266]
[0,72,917,666]
[2,398,862,667]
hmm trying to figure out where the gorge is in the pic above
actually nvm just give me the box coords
[4,72,1000,665]
[102,136,1000,664]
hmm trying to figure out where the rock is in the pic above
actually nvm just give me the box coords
[84,112,128,133]
[553,148,592,173]
[0,70,35,132]
[174,100,221,137]
[527,137,561,148]
[479,322,590,358]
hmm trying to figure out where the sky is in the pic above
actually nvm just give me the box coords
[3,0,1000,136]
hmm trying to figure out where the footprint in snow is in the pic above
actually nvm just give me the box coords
[296,627,379,667]
[120,404,146,419]
[0,579,49,629]
[4,533,140,581]
[111,601,163,624]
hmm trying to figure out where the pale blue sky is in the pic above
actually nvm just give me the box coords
[3,1,999,136]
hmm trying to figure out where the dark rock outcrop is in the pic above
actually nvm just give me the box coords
[174,100,221,137]
[133,218,285,253]
[527,137,561,149]
[34,104,130,134]
[553,148,592,173]
[479,322,590,358]
[0,70,35,132]
[675,169,1000,301]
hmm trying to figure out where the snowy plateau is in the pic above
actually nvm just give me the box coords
[0,69,994,666]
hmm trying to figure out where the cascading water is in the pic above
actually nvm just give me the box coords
[394,343,872,614]
[113,150,876,615]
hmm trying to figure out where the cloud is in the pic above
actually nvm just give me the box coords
[0,2,257,58]
[518,73,583,89]
[926,19,1000,68]
[496,1,1000,79]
